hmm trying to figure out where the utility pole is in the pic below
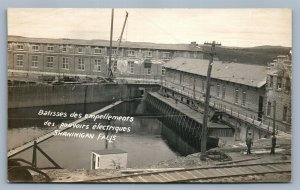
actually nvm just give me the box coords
[200,41,220,161]
[270,100,276,154]
[107,8,114,79]
[193,77,196,100]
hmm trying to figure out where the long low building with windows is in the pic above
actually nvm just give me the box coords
[7,36,204,82]
[162,57,291,132]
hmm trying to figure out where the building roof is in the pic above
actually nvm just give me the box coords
[8,35,202,52]
[92,149,127,155]
[163,57,267,88]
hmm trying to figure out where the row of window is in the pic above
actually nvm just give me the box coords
[268,75,291,91]
[266,102,289,122]
[11,44,171,58]
[16,55,102,71]
[216,84,247,106]
[15,44,104,54]
[173,74,248,106]
[15,55,167,75]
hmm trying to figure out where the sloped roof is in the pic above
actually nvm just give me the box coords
[8,35,202,52]
[163,57,267,88]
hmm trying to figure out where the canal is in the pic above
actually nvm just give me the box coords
[8,99,197,169]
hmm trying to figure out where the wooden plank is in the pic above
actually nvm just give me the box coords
[149,174,164,182]
[220,167,237,176]
[126,177,137,183]
[273,164,291,171]
[249,165,269,173]
[186,171,199,178]
[129,176,143,182]
[157,174,173,182]
[235,166,255,174]
[258,165,276,173]
[162,173,179,181]
[168,172,184,181]
[181,171,197,179]
[202,169,223,178]
[227,167,246,175]
[266,164,290,172]
[137,176,148,183]
[193,170,209,178]
[215,168,230,176]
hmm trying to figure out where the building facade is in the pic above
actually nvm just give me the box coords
[264,55,292,131]
[7,36,204,82]
[163,57,267,123]
[162,57,292,132]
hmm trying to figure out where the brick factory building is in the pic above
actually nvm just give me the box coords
[264,54,292,131]
[162,57,291,132]
[7,36,204,82]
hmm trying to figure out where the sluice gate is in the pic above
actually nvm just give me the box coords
[145,91,234,151]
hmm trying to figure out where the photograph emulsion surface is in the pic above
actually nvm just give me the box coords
[7,8,291,183]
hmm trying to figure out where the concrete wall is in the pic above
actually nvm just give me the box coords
[8,84,147,108]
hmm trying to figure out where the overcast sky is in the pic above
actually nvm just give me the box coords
[7,8,291,47]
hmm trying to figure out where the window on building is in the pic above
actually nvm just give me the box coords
[17,44,24,50]
[146,68,151,75]
[162,67,166,76]
[32,45,39,51]
[78,58,85,70]
[269,75,273,88]
[111,49,117,55]
[94,59,101,71]
[216,84,220,97]
[242,90,246,106]
[162,52,170,59]
[31,55,38,68]
[47,56,54,68]
[222,86,226,99]
[277,77,282,89]
[234,88,239,104]
[113,61,118,72]
[283,106,288,122]
[47,45,54,51]
[285,77,291,92]
[144,62,151,75]
[267,102,272,116]
[144,51,153,58]
[62,57,69,70]
[62,45,67,52]
[129,61,134,74]
[202,80,205,92]
[97,157,100,167]
[127,50,136,57]
[16,54,23,67]
[78,47,84,53]
[94,47,103,54]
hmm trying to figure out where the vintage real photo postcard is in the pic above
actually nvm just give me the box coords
[7,8,292,183]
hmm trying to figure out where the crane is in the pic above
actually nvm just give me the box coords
[107,9,129,80]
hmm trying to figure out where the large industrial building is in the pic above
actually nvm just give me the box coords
[162,56,291,132]
[7,35,291,132]
[7,35,204,81]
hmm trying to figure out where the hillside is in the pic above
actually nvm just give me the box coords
[201,45,291,65]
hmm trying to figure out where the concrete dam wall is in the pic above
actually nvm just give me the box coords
[8,83,158,108]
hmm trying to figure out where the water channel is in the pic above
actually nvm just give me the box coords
[8,99,197,169]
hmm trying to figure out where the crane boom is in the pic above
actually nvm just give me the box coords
[107,11,129,79]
